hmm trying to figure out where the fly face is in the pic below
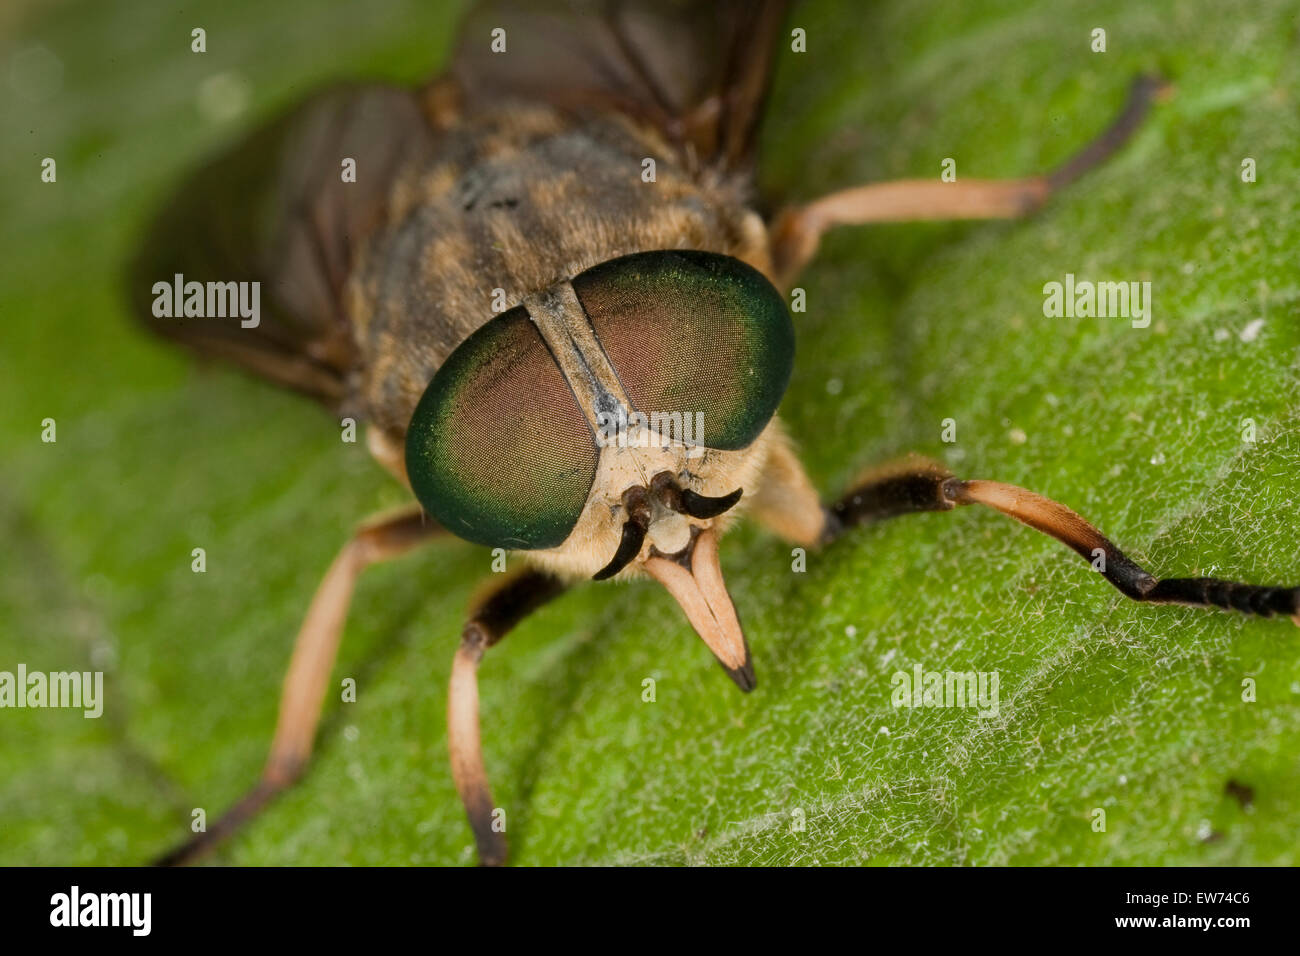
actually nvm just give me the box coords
[405,249,794,686]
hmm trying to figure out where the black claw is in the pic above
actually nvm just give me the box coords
[593,486,654,581]
[680,487,743,519]
[593,518,647,581]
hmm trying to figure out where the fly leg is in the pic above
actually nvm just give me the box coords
[747,424,827,549]
[768,75,1166,287]
[824,456,1300,623]
[153,505,442,865]
[449,568,566,866]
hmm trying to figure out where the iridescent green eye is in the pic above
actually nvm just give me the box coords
[405,307,598,549]
[573,250,794,450]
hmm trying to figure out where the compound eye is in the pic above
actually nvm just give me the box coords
[573,250,794,450]
[405,306,598,549]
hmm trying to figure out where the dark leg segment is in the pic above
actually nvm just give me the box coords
[828,458,1300,622]
[448,569,566,866]
[1045,75,1166,192]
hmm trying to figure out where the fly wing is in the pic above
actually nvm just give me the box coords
[128,85,439,410]
[447,0,791,172]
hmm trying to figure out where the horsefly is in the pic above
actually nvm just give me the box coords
[133,0,1299,866]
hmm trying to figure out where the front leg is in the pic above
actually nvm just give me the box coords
[751,447,1299,622]
[769,75,1167,288]
[448,568,566,866]
[154,504,443,865]
[830,457,1299,620]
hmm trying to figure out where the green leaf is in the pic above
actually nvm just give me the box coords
[2,0,1297,865]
